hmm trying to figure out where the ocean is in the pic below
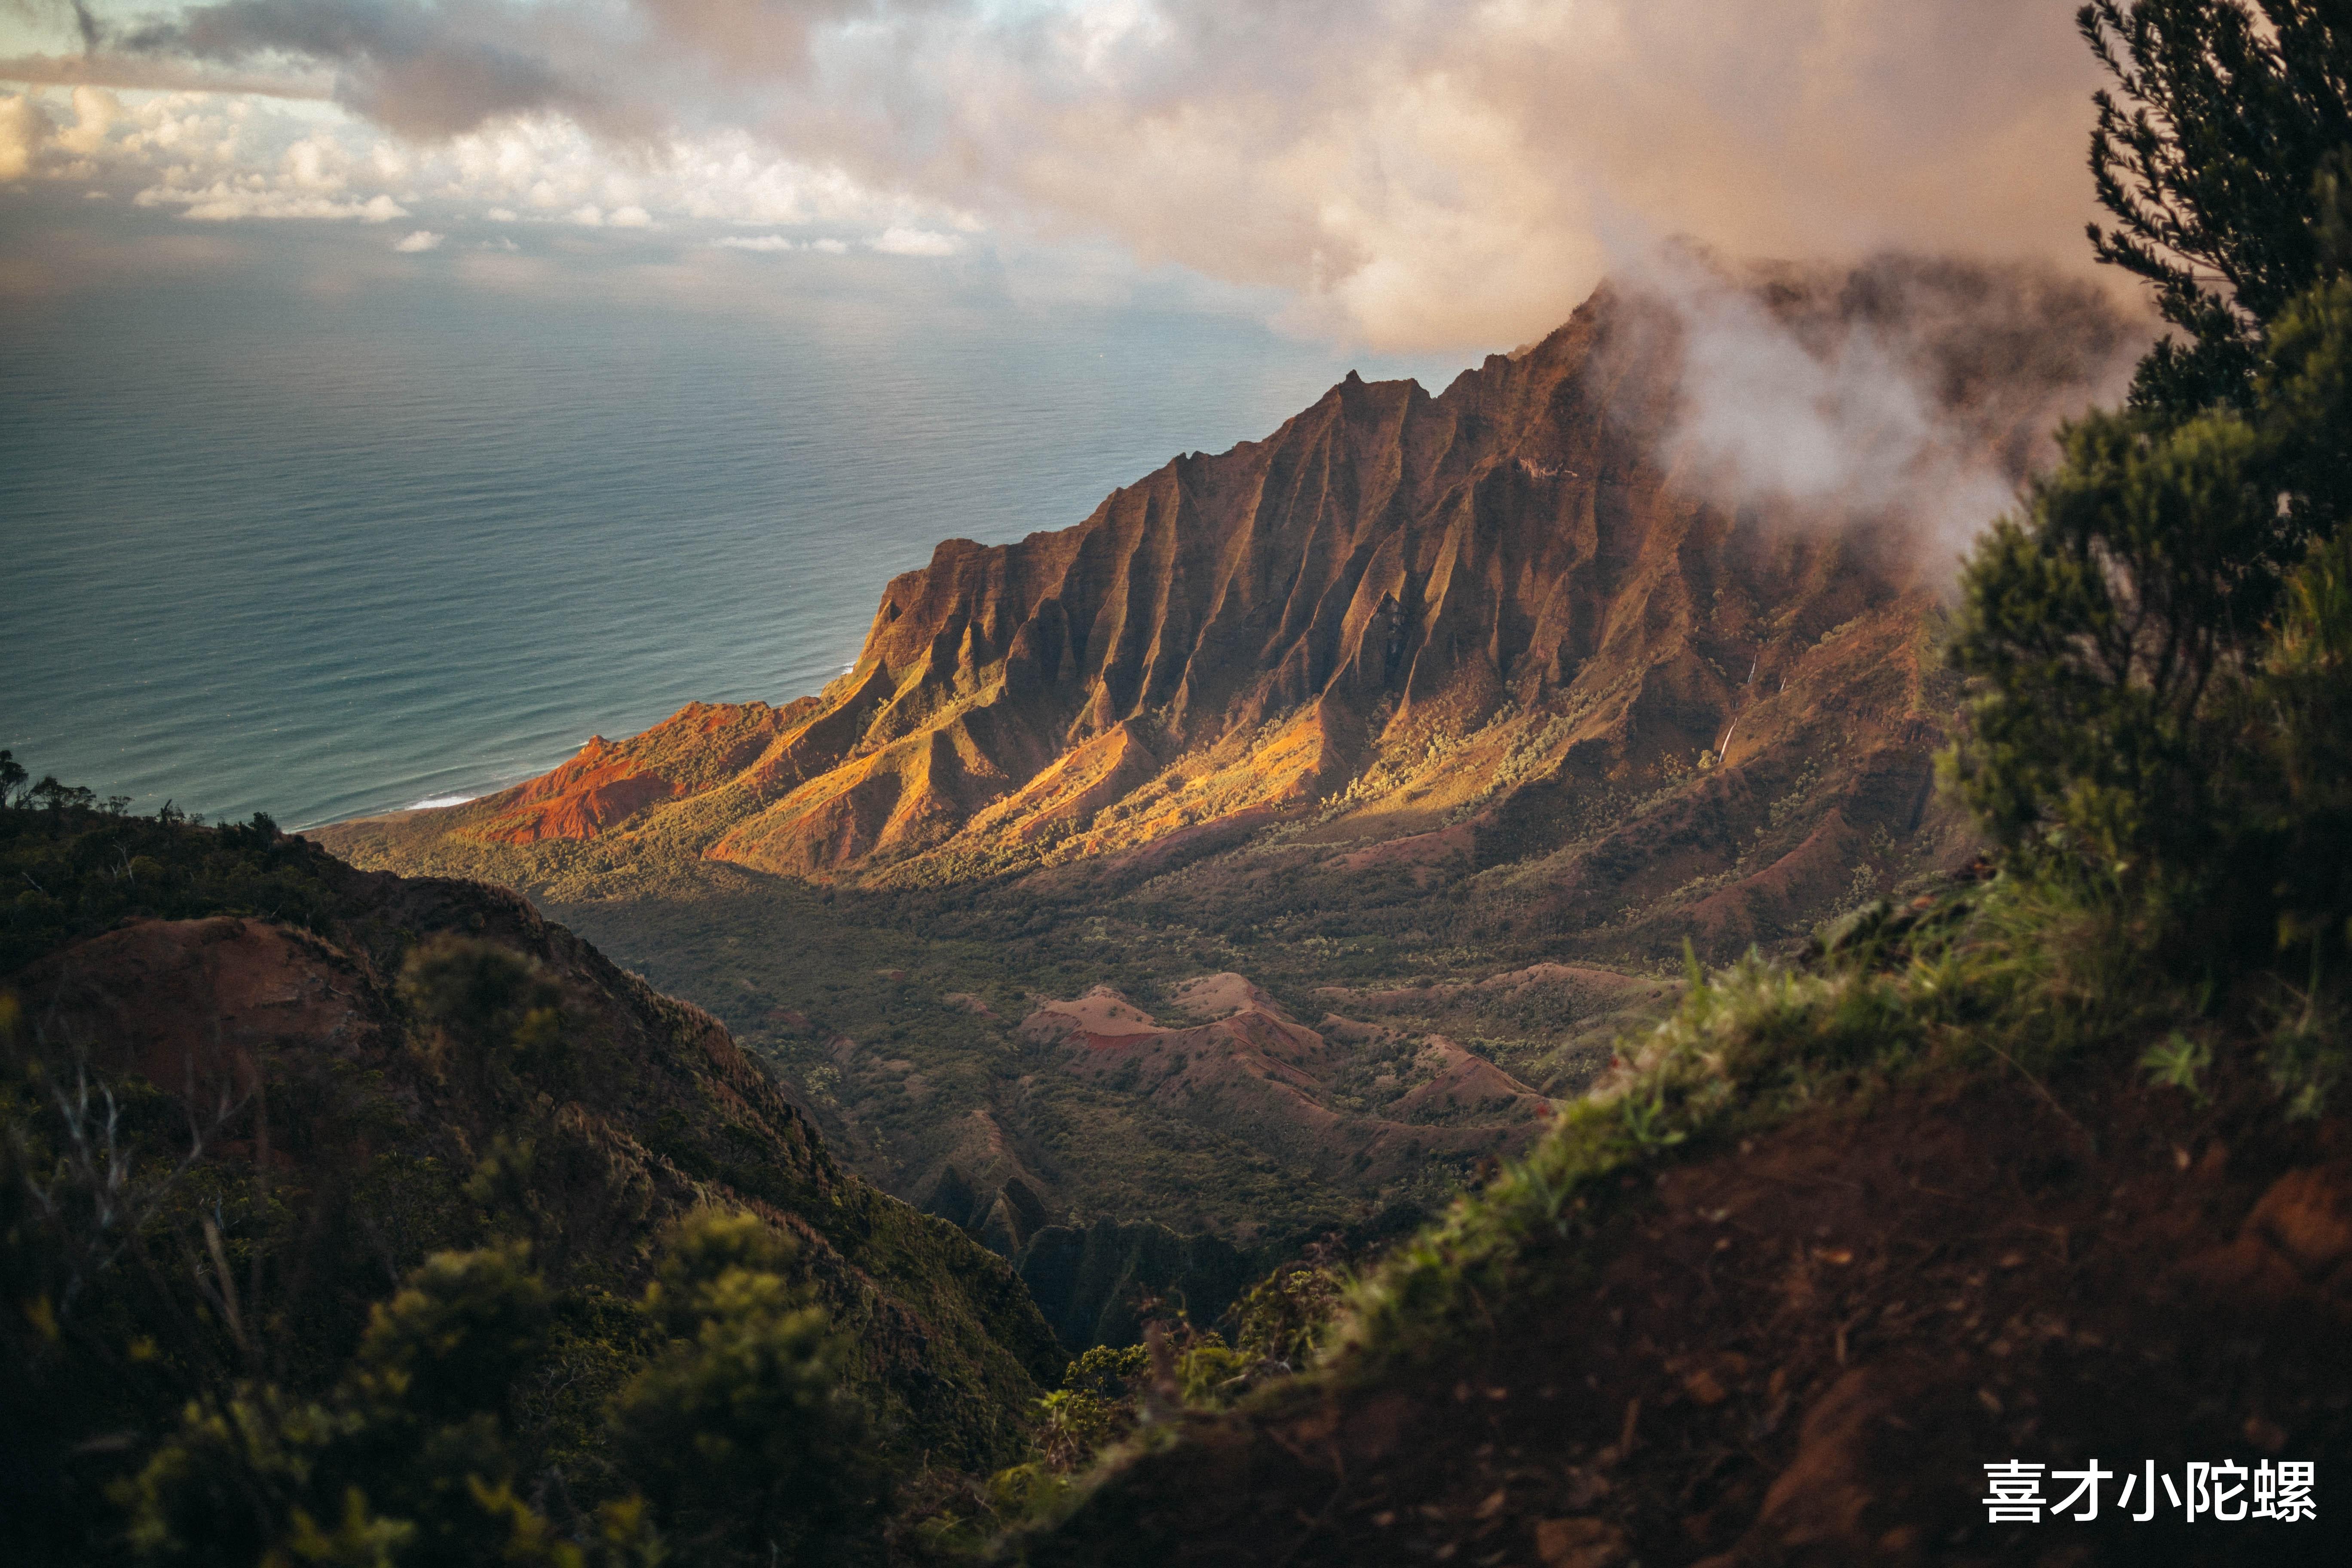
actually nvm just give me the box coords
[2,255,1468,829]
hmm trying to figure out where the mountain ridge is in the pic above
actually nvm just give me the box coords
[312,256,2139,1267]
[327,258,2133,957]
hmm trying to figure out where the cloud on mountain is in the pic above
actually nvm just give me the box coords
[8,0,2116,349]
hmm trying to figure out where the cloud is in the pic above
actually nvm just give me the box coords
[392,226,441,249]
[0,93,46,181]
[116,0,625,139]
[26,0,2122,348]
[54,86,121,155]
[151,184,409,220]
[869,224,958,257]
[711,233,796,251]
[1613,248,2147,570]
[0,50,335,99]
[608,202,650,227]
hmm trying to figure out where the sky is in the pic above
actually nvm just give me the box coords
[0,0,2121,354]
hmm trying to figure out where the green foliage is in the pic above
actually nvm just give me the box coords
[1171,1335,1253,1406]
[2080,0,2352,413]
[118,1245,611,1568]
[2224,525,2352,956]
[977,1461,1075,1530]
[1953,20,2352,983]
[609,1211,882,1566]
[400,937,571,1093]
[1948,1,2352,964]
[1228,1267,1344,1371]
[0,794,346,976]
[1059,1344,1148,1398]
[995,1261,1354,1515]
[2260,983,2351,1119]
[120,1212,882,1568]
[1949,7,2352,974]
[1948,279,2352,897]
[2138,1030,2212,1100]
[3,774,1057,1559]
[348,1246,551,1425]
[1033,1390,1127,1473]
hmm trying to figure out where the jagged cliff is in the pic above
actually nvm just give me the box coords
[310,260,2137,1266]
[328,258,2128,952]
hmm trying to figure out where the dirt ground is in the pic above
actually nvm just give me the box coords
[1023,1054,2352,1565]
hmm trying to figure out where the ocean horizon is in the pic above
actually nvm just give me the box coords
[2,251,1470,831]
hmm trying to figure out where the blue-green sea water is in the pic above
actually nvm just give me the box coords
[2,259,1467,829]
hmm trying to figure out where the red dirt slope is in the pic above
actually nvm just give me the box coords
[1019,1060,2352,1565]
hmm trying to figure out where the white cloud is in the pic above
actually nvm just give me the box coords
[810,237,848,255]
[870,227,963,257]
[394,229,444,252]
[0,93,46,182]
[281,136,346,192]
[55,87,120,157]
[0,82,968,259]
[712,234,797,251]
[141,180,410,222]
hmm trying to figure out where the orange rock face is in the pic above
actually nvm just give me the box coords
[456,700,802,845]
[475,738,680,844]
[340,263,2130,944]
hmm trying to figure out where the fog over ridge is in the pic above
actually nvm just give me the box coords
[1609,248,2150,577]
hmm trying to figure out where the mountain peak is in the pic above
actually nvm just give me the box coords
[328,260,2133,956]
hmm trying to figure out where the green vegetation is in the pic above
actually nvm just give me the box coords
[2079,0,2352,414]
[1953,2,2352,988]
[117,1213,878,1567]
[925,1263,1354,1548]
[1,753,340,978]
[3,796,1056,1565]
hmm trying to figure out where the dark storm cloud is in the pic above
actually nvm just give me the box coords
[119,0,614,136]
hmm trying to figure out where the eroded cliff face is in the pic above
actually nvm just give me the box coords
[339,258,2133,950]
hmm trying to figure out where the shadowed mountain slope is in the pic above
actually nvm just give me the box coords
[0,808,1060,1481]
[1013,1051,2352,1567]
